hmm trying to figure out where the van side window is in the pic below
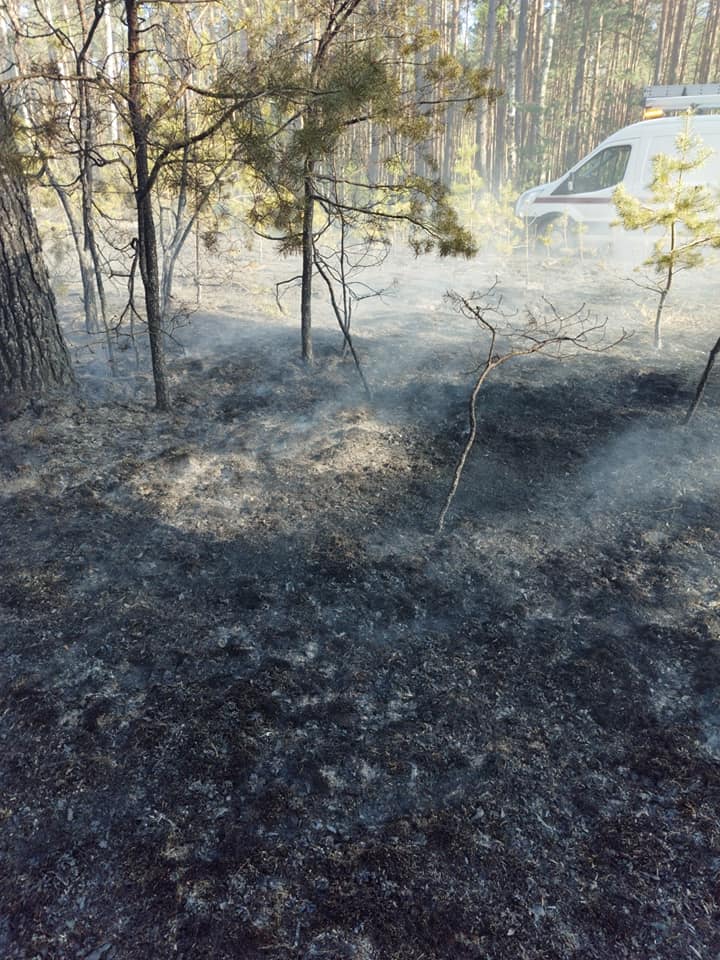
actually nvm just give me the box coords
[553,144,632,195]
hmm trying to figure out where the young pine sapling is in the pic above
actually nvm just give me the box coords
[613,118,720,349]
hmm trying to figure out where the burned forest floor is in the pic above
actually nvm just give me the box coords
[2,250,720,960]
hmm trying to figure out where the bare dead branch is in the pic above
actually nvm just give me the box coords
[275,274,302,313]
[313,251,371,399]
[437,288,630,532]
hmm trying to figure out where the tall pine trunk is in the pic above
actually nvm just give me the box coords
[0,92,74,404]
[474,0,497,181]
[536,0,557,181]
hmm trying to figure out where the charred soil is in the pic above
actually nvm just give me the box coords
[1,254,720,959]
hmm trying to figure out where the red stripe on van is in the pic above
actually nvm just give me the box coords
[532,196,612,205]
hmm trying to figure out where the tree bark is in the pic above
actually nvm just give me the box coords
[512,0,528,179]
[697,2,720,82]
[505,1,517,182]
[297,0,363,364]
[535,0,557,180]
[125,0,169,410]
[474,0,497,180]
[685,333,720,423]
[301,161,315,364]
[0,92,74,402]
[567,0,591,167]
[441,0,461,186]
[75,0,108,335]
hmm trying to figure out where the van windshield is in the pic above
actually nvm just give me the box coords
[553,144,632,195]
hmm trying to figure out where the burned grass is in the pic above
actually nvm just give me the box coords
[1,259,720,959]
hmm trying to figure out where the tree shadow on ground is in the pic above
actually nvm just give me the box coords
[2,326,720,959]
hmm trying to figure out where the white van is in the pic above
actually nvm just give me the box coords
[515,85,720,247]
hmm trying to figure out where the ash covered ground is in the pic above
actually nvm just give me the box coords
[2,248,720,959]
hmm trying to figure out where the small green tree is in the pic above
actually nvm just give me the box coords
[613,118,720,349]
[237,0,494,363]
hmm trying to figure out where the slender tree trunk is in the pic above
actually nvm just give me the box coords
[105,8,119,141]
[75,0,108,335]
[535,0,557,180]
[697,2,720,81]
[504,3,517,183]
[160,99,190,319]
[474,0,497,180]
[492,18,507,188]
[301,160,315,364]
[9,0,107,338]
[567,0,591,167]
[296,0,363,364]
[0,0,29,124]
[0,92,74,402]
[667,0,688,83]
[368,124,381,181]
[655,0,675,82]
[654,223,675,350]
[125,0,169,410]
[46,165,114,367]
[442,0,461,186]
[685,334,720,423]
[678,1,697,80]
[513,0,528,181]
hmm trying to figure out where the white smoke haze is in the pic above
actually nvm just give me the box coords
[50,234,720,561]
[578,420,720,510]
[4,221,719,960]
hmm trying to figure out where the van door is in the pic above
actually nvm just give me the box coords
[532,140,639,233]
[641,133,720,190]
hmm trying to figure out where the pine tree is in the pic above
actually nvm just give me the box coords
[613,118,720,349]
[239,0,492,362]
[0,91,74,409]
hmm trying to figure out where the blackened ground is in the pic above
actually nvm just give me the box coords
[1,257,720,959]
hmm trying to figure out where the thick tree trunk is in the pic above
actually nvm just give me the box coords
[0,94,74,402]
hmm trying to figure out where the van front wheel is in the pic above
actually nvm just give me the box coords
[533,214,583,254]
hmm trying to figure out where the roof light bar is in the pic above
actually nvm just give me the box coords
[643,83,720,113]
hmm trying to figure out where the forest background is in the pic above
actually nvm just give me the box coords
[0,0,719,408]
[3,0,718,198]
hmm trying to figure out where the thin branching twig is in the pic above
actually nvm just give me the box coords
[437,287,630,532]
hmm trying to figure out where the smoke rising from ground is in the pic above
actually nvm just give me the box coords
[4,238,720,959]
